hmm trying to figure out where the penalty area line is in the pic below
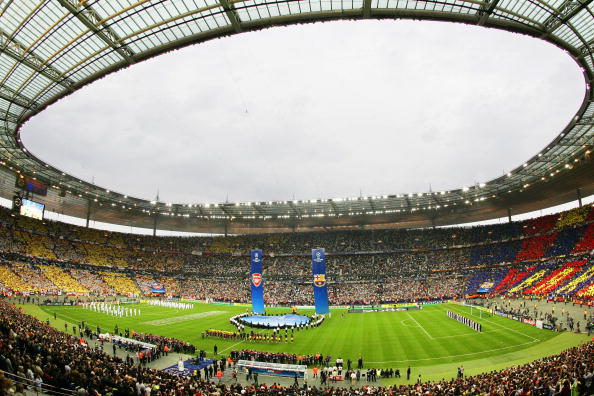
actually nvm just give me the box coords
[447,305,539,342]
[406,312,434,340]
[366,339,539,364]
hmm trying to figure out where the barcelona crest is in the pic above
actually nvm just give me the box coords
[252,273,262,287]
[314,274,326,287]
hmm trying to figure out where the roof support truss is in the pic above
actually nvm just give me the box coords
[544,0,592,32]
[56,0,135,64]
[477,0,501,25]
[0,85,37,109]
[0,28,74,89]
[219,0,243,33]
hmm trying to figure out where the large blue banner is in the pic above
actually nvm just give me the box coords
[151,284,165,294]
[250,249,265,314]
[312,248,330,314]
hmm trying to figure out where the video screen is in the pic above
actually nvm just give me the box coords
[20,198,45,220]
[16,176,48,196]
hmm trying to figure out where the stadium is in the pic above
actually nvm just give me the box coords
[0,0,594,395]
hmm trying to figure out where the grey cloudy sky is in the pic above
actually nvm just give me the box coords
[21,20,584,205]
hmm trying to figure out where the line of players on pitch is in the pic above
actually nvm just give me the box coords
[85,302,140,318]
[446,310,482,332]
[204,327,299,343]
[148,300,192,310]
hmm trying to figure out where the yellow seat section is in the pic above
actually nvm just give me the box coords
[39,265,89,293]
[100,272,141,295]
[554,206,590,230]
[0,264,34,292]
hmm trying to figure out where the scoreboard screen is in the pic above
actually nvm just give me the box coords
[16,176,48,196]
[20,198,45,220]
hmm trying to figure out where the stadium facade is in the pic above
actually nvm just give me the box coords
[1,0,594,234]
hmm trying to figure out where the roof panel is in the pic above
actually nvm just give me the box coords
[0,0,592,232]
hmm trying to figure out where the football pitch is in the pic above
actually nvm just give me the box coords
[23,302,589,383]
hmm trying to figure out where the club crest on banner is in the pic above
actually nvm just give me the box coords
[314,274,326,287]
[252,273,262,287]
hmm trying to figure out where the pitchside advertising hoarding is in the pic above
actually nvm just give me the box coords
[312,248,330,314]
[250,249,265,314]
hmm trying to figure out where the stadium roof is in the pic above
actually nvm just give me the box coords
[1,0,594,234]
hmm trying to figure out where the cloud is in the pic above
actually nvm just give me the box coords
[21,20,584,204]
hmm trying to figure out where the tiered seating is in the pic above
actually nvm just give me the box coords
[157,276,180,297]
[83,244,129,268]
[572,223,594,254]
[11,262,57,293]
[135,274,180,296]
[134,274,157,295]
[514,214,559,261]
[39,265,88,293]
[100,271,141,295]
[14,215,48,233]
[16,231,56,259]
[576,280,594,298]
[0,264,34,292]
[508,266,551,293]
[52,239,88,263]
[521,213,559,235]
[491,265,537,295]
[515,233,557,262]
[556,262,594,295]
[554,206,590,229]
[465,270,506,294]
[128,252,184,272]
[77,227,110,245]
[207,238,236,253]
[70,269,115,295]
[584,203,594,221]
[545,227,585,257]
[470,240,521,265]
[524,260,586,295]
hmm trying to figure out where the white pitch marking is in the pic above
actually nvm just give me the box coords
[366,339,539,364]
[447,305,539,342]
[141,310,225,326]
[406,312,434,340]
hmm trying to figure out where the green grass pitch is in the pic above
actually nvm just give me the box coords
[22,302,589,384]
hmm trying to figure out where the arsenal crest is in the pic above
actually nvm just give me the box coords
[252,273,262,287]
[313,274,326,287]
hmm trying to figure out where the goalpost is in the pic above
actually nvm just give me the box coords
[469,305,492,319]
[453,300,493,318]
